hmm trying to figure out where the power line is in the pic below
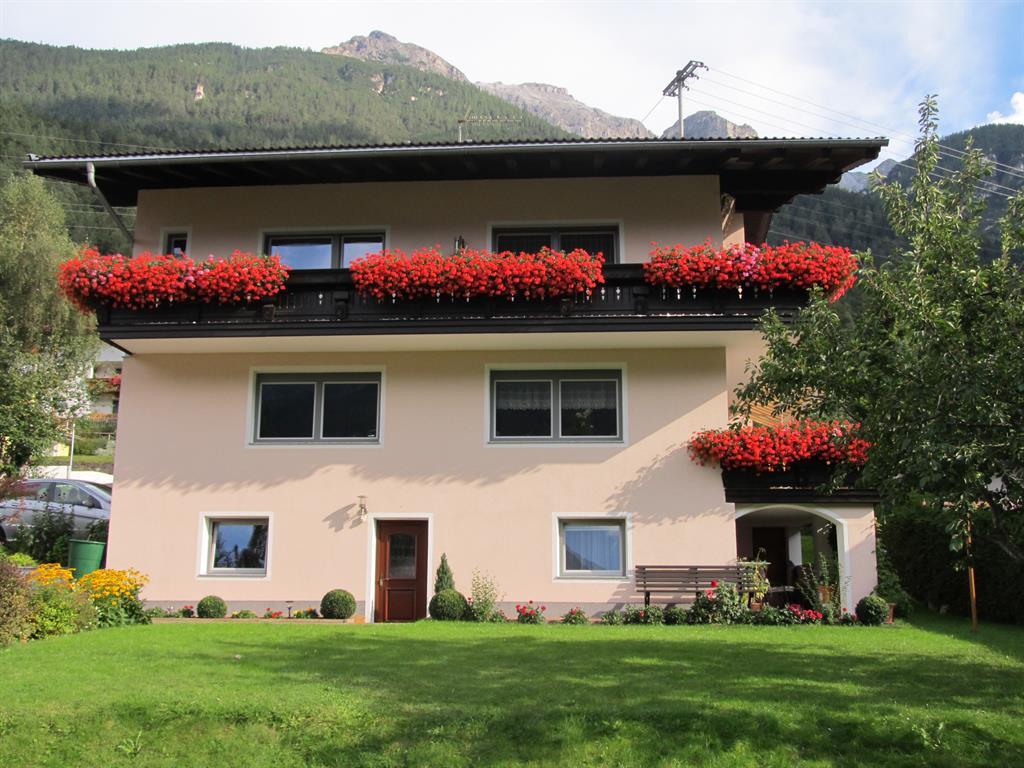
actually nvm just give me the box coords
[639,95,668,126]
[1,130,174,152]
[709,68,1024,179]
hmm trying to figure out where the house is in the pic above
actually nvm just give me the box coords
[26,136,885,620]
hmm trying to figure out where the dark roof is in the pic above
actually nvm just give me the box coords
[24,136,887,211]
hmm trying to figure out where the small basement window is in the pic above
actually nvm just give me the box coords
[206,518,269,575]
[490,370,622,442]
[560,519,626,577]
[492,225,619,263]
[264,232,384,269]
[254,372,381,444]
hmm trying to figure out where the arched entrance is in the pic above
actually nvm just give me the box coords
[734,503,854,612]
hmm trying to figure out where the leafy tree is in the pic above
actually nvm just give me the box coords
[0,174,98,494]
[734,98,1024,588]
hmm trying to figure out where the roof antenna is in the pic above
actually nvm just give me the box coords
[663,61,707,139]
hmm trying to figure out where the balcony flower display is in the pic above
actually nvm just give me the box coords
[350,246,605,302]
[58,249,290,311]
[644,240,857,300]
[688,420,869,473]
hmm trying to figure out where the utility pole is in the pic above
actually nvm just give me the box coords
[663,61,707,139]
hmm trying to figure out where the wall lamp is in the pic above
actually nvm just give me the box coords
[357,495,368,519]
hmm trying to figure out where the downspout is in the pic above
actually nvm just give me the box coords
[85,162,134,245]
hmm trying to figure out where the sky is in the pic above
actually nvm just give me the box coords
[1,0,1022,165]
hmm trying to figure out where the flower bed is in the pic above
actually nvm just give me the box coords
[644,240,857,300]
[688,420,869,473]
[58,249,290,311]
[350,247,605,302]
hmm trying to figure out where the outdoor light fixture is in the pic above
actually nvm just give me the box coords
[357,495,368,519]
[454,235,466,252]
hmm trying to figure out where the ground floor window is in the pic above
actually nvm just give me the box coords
[205,518,269,575]
[559,519,626,577]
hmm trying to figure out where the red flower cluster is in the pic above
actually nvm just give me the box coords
[787,604,825,624]
[350,246,605,302]
[58,249,290,311]
[688,421,870,472]
[644,240,857,300]
[514,600,547,624]
[263,609,284,619]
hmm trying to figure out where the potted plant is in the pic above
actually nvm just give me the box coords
[742,560,770,611]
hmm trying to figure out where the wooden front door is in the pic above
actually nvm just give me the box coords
[751,526,790,587]
[374,521,428,622]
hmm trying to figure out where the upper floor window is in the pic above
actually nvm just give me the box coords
[164,232,189,257]
[264,232,384,270]
[490,369,623,443]
[492,225,618,263]
[254,372,381,444]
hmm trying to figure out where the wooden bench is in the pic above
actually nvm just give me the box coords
[634,564,759,606]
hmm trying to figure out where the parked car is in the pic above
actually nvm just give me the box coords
[0,479,111,545]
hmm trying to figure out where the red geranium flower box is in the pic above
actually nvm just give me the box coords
[688,421,869,474]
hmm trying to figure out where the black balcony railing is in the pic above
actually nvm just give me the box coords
[96,264,810,340]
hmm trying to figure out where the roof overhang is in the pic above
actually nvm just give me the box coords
[24,137,887,211]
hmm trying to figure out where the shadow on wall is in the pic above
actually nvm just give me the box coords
[163,628,1024,767]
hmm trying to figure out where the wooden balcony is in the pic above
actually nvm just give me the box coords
[96,265,810,341]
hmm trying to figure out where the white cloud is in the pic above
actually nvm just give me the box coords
[987,93,1024,125]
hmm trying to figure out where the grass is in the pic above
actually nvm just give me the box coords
[1,614,1022,767]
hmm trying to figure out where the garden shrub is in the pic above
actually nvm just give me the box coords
[0,559,33,646]
[320,589,356,619]
[11,507,74,564]
[231,609,258,619]
[623,604,664,625]
[466,569,502,622]
[77,568,149,626]
[750,605,794,626]
[293,608,318,619]
[429,588,468,621]
[433,553,455,594]
[602,609,624,625]
[686,582,747,624]
[197,595,227,619]
[856,594,890,626]
[0,550,37,567]
[663,605,688,625]
[29,583,96,638]
[514,601,545,624]
[560,607,589,625]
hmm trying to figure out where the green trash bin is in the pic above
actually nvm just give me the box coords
[68,539,105,578]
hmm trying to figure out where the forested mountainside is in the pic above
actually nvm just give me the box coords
[770,123,1024,264]
[0,40,566,251]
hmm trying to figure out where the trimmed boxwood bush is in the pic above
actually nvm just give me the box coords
[196,595,227,618]
[429,588,468,621]
[856,594,890,626]
[320,589,356,619]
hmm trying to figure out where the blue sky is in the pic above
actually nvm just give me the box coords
[1,0,1022,164]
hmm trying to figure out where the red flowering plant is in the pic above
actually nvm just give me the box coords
[58,248,289,311]
[644,240,857,301]
[350,246,605,302]
[514,600,546,624]
[688,421,870,474]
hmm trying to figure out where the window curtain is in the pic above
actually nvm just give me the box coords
[495,381,551,410]
[565,526,622,572]
[560,381,616,410]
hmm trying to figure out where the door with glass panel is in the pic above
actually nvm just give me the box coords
[374,521,428,622]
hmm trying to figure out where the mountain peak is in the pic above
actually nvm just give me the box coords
[661,110,758,139]
[322,32,469,82]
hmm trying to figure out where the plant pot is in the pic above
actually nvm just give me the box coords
[749,602,763,613]
[887,602,896,625]
[818,586,832,605]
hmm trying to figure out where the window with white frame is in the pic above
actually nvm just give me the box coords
[254,372,381,443]
[490,369,622,442]
[205,518,269,575]
[559,519,626,577]
[492,225,619,263]
[263,232,384,269]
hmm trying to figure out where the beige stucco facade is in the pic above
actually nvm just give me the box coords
[105,174,877,618]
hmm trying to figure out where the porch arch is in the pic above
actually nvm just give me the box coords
[734,503,856,613]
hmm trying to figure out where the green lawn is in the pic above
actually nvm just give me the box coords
[1,615,1022,767]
